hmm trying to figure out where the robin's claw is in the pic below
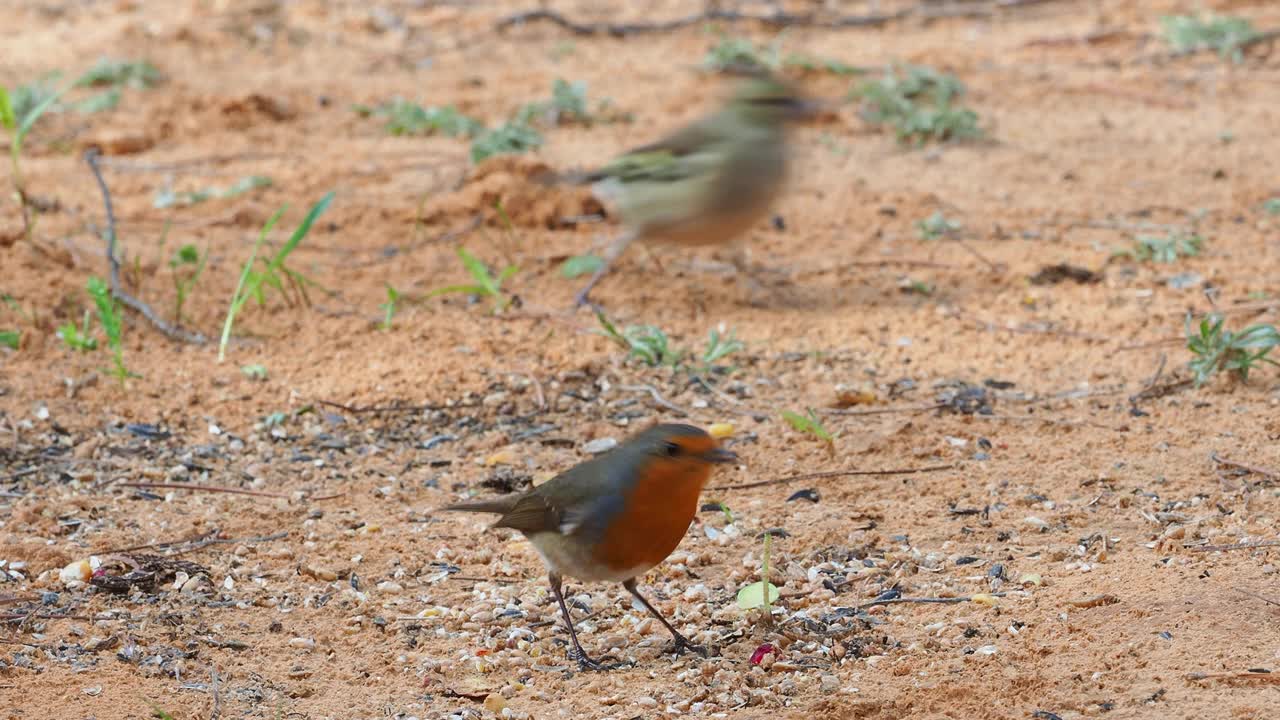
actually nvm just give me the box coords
[570,648,629,672]
[669,634,709,658]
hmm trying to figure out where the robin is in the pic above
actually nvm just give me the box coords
[550,69,812,307]
[440,423,738,670]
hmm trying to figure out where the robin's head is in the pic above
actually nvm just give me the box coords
[630,423,738,467]
[726,71,813,126]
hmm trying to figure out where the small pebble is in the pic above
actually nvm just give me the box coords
[583,437,617,454]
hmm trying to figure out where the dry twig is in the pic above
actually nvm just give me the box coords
[712,464,953,491]
[84,149,207,344]
[1210,452,1280,482]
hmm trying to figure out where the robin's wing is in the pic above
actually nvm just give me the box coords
[492,455,627,537]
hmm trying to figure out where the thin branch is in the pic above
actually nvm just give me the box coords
[820,403,944,417]
[619,384,688,417]
[1211,452,1280,481]
[495,0,1071,37]
[858,592,1005,609]
[209,668,222,720]
[84,149,207,345]
[1186,669,1280,683]
[316,399,457,415]
[1186,539,1280,553]
[496,8,908,36]
[114,482,294,499]
[1234,586,1280,608]
[711,464,953,491]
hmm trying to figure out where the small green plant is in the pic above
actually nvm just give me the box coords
[75,88,121,114]
[702,326,745,366]
[784,52,865,76]
[87,276,134,383]
[854,65,980,144]
[0,329,18,350]
[705,500,734,524]
[470,119,543,163]
[560,254,604,279]
[169,243,206,326]
[917,211,961,240]
[1262,198,1280,216]
[1161,14,1259,63]
[704,36,782,71]
[900,278,935,296]
[782,408,833,443]
[595,312,682,366]
[1116,232,1203,263]
[546,77,590,124]
[355,99,483,137]
[77,58,161,89]
[1186,314,1280,386]
[1,80,69,245]
[241,364,268,381]
[735,531,780,619]
[57,310,98,352]
[154,175,272,209]
[427,247,519,313]
[380,284,401,330]
[219,192,334,361]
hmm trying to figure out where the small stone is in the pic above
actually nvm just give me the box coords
[288,637,316,650]
[819,674,839,692]
[583,437,617,454]
[483,694,506,713]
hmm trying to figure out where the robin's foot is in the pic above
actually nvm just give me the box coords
[569,648,629,672]
[668,633,709,658]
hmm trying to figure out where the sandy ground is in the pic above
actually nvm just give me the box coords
[3,1,1280,718]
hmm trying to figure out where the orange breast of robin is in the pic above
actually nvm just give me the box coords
[591,458,711,575]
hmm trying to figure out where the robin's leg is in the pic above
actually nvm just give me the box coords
[574,228,638,308]
[623,578,708,658]
[549,572,614,671]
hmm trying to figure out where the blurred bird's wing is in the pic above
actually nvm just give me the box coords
[587,120,727,185]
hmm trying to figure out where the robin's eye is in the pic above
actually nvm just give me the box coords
[662,441,682,457]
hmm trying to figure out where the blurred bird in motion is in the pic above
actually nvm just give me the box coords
[439,423,738,670]
[551,69,812,307]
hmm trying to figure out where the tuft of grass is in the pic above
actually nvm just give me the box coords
[154,175,272,209]
[1161,14,1259,63]
[57,310,98,352]
[0,329,18,350]
[427,247,519,313]
[916,210,962,240]
[380,284,401,330]
[355,99,483,138]
[595,312,682,366]
[702,326,745,366]
[854,64,981,144]
[782,408,832,443]
[1115,232,1203,263]
[219,192,334,362]
[1186,314,1280,386]
[169,243,206,327]
[87,276,135,383]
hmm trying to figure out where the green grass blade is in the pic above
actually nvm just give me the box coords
[268,191,334,270]
[219,208,283,361]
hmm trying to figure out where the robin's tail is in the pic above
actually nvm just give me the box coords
[438,498,519,515]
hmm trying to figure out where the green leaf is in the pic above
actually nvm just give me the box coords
[425,283,487,298]
[174,243,201,265]
[241,364,268,380]
[1263,198,1280,216]
[0,329,19,350]
[735,581,780,610]
[76,88,121,114]
[782,408,832,442]
[560,254,604,278]
[0,87,15,130]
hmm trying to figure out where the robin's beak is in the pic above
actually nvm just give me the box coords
[702,447,739,464]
